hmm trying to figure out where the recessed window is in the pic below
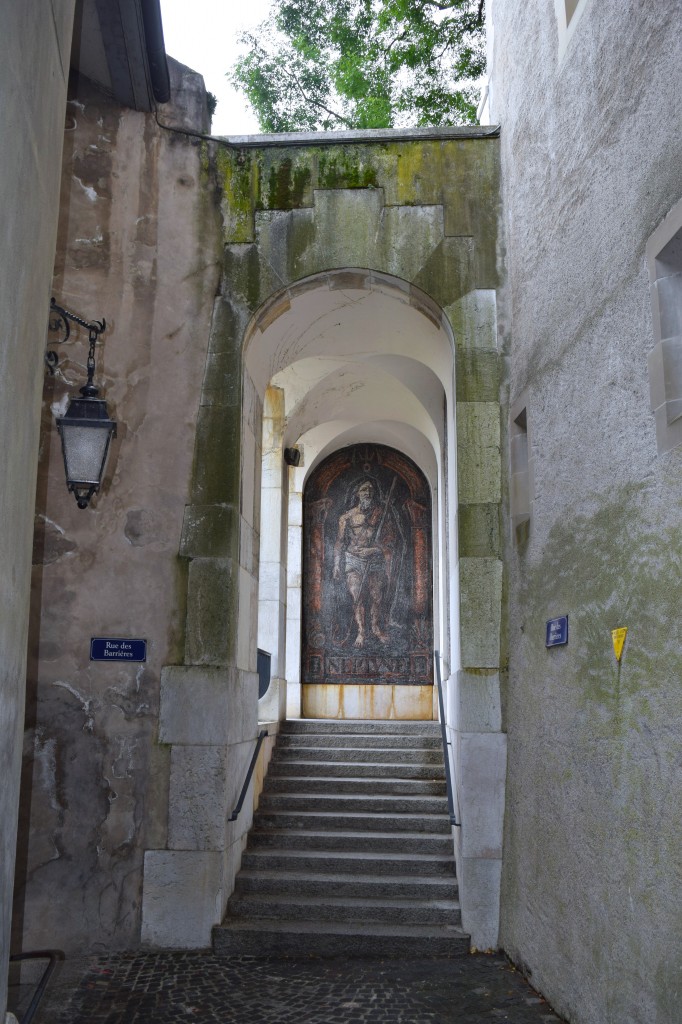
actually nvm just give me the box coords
[510,395,532,543]
[647,197,682,455]
[565,0,580,25]
[555,0,590,58]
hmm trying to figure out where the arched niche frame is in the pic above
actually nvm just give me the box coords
[242,270,456,723]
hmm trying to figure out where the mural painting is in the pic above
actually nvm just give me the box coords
[302,444,433,686]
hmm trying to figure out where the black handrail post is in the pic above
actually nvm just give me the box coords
[9,949,64,1024]
[434,650,460,827]
[228,729,269,822]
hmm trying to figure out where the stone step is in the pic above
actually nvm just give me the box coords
[226,893,461,927]
[214,718,465,960]
[248,829,453,855]
[264,775,447,796]
[241,848,455,877]
[273,745,443,764]
[279,719,440,735]
[268,760,444,780]
[258,792,449,816]
[253,810,451,835]
[234,869,457,901]
[276,732,441,749]
[213,918,469,958]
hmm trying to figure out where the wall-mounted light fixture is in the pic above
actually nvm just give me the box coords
[284,447,301,467]
[49,298,117,509]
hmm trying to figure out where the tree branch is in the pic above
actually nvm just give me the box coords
[385,29,408,54]
[414,0,458,10]
[281,65,354,127]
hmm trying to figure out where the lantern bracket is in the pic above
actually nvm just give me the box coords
[47,298,106,387]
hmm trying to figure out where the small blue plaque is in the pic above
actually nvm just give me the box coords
[545,616,568,648]
[90,637,147,662]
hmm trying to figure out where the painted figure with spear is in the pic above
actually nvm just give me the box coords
[333,476,397,648]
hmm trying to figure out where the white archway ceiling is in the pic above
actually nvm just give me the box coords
[293,422,439,491]
[246,274,454,472]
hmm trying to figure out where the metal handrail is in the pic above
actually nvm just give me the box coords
[228,729,269,822]
[9,949,64,1024]
[434,650,460,827]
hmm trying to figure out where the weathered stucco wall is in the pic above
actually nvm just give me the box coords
[13,60,222,953]
[0,2,76,1014]
[489,1,682,1021]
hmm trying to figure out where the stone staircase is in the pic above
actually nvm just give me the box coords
[213,718,469,957]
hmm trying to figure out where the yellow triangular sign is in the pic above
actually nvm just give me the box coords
[612,627,628,662]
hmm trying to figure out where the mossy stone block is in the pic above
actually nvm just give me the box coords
[414,236,474,308]
[192,404,241,505]
[456,348,500,403]
[208,296,249,355]
[180,503,237,559]
[223,244,263,312]
[459,557,503,669]
[316,146,381,192]
[459,503,501,558]
[201,348,241,407]
[185,557,235,665]
[263,152,314,210]
[457,402,501,505]
[448,290,498,350]
[456,669,502,732]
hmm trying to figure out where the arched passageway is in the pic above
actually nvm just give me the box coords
[244,270,457,722]
[146,138,505,954]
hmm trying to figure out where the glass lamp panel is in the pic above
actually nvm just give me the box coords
[61,423,113,485]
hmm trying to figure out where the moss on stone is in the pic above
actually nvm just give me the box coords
[191,404,241,506]
[223,244,262,312]
[317,150,379,191]
[215,147,259,244]
[185,557,235,665]
[201,348,242,407]
[179,504,238,560]
[392,143,442,207]
[519,483,682,718]
[414,237,474,309]
[266,157,312,210]
[459,503,502,558]
[166,557,189,664]
[456,348,500,402]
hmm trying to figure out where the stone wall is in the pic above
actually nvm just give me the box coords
[13,60,223,953]
[0,2,77,1014]
[175,129,506,947]
[488,1,682,1021]
[15,76,506,951]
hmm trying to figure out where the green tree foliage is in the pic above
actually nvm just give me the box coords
[231,0,486,132]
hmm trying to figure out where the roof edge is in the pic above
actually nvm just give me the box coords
[141,0,170,103]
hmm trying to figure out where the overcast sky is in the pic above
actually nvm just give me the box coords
[159,0,272,135]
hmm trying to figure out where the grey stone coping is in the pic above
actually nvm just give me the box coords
[213,125,501,148]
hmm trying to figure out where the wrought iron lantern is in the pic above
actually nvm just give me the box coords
[49,299,117,509]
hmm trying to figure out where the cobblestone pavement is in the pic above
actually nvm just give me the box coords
[11,951,566,1024]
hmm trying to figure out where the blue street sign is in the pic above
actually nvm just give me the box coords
[545,616,568,648]
[90,637,147,662]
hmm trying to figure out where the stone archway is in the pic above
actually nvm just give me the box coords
[244,269,454,723]
[149,134,506,953]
